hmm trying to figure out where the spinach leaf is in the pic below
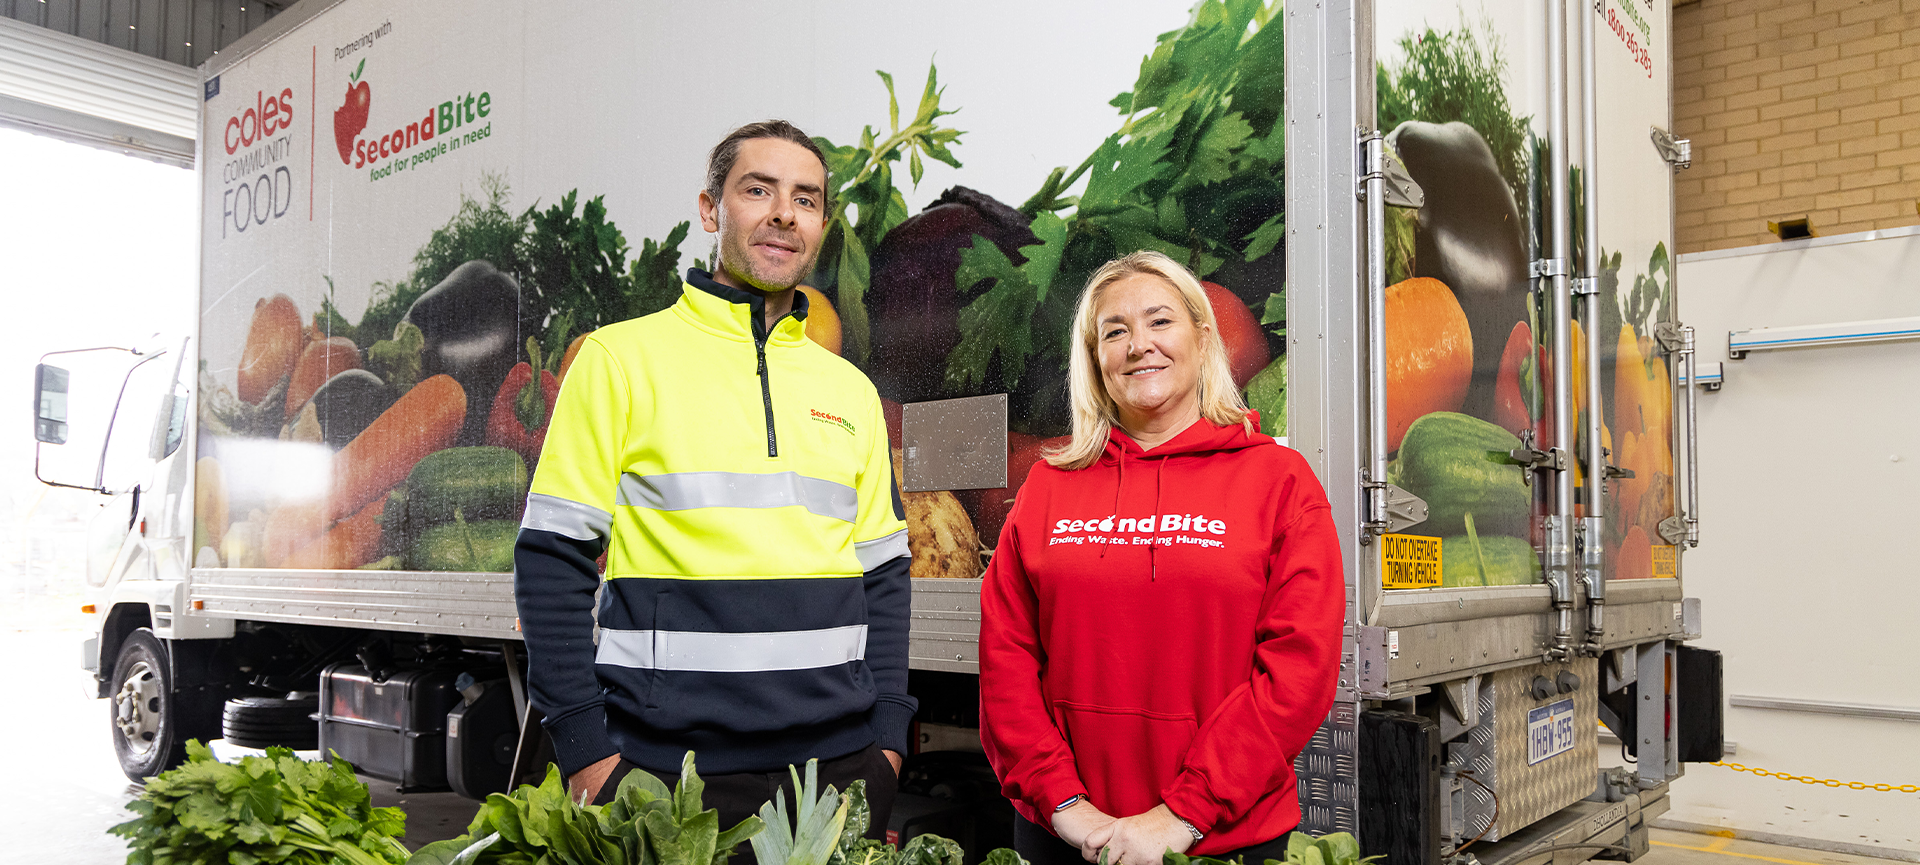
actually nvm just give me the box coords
[421,753,761,865]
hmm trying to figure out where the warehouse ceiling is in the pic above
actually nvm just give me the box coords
[2,0,285,69]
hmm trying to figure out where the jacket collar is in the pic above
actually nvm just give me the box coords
[679,268,811,345]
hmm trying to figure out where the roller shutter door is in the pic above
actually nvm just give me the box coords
[0,16,196,166]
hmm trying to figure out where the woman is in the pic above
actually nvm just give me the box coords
[979,251,1344,865]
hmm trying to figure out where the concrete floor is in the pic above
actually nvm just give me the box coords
[0,606,487,862]
[1,610,1907,865]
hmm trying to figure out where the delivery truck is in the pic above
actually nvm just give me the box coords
[32,0,1721,862]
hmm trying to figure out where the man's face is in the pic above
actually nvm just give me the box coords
[698,138,828,293]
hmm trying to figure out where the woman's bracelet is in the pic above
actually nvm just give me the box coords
[1175,816,1203,842]
[1054,794,1087,812]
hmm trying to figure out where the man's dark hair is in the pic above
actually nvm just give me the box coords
[705,120,832,206]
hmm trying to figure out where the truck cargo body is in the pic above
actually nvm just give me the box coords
[33,0,1716,861]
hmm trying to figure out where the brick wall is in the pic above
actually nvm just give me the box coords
[1672,0,1920,253]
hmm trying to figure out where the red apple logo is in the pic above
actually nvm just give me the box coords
[332,59,370,165]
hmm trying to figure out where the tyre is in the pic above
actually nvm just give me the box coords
[109,629,220,781]
[222,695,320,750]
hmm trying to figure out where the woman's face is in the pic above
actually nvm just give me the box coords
[1094,274,1207,429]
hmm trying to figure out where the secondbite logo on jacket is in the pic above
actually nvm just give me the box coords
[1052,513,1227,535]
[1048,512,1229,549]
[809,409,855,436]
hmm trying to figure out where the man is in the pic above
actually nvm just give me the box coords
[513,120,914,842]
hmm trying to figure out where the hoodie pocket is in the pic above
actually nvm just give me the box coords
[1052,701,1198,817]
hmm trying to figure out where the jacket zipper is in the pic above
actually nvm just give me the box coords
[756,335,778,457]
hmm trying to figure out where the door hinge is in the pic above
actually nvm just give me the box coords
[1358,136,1426,209]
[1653,321,1685,353]
[1651,127,1692,169]
[1382,483,1429,533]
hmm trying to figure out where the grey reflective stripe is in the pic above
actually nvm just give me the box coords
[521,493,613,541]
[853,529,910,571]
[594,625,868,672]
[616,471,857,523]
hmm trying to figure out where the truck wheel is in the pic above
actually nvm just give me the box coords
[223,695,320,750]
[109,629,216,781]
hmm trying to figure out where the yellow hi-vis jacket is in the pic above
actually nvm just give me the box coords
[513,270,914,776]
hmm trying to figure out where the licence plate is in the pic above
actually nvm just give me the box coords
[1527,698,1576,765]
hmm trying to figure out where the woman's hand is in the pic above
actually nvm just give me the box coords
[1090,805,1195,865]
[1051,799,1117,856]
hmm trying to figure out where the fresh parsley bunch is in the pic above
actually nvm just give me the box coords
[109,740,410,865]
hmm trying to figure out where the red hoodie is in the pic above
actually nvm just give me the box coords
[979,415,1344,854]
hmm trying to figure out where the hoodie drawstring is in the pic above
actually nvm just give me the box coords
[1101,456,1125,559]
[1150,456,1168,581]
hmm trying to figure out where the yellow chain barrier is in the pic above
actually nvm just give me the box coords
[1712,762,1920,793]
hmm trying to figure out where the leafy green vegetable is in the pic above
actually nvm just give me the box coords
[1168,831,1381,865]
[317,276,359,344]
[755,771,972,865]
[624,221,694,323]
[1244,354,1287,437]
[523,190,633,347]
[359,175,530,351]
[752,760,851,865]
[109,740,410,865]
[367,320,425,394]
[411,752,762,865]
[811,62,967,364]
[1626,242,1670,332]
[940,0,1289,397]
[347,173,695,378]
[1376,18,1532,209]
[945,212,1069,391]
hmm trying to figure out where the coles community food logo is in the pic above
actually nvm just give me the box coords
[213,78,298,238]
[330,51,496,183]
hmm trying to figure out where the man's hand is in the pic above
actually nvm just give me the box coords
[1092,805,1194,865]
[1051,799,1117,857]
[566,753,623,803]
[883,749,904,775]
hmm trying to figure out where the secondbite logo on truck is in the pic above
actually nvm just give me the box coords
[331,56,495,182]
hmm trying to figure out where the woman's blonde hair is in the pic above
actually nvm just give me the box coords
[1046,250,1252,470]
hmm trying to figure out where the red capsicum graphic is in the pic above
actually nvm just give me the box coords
[486,338,560,467]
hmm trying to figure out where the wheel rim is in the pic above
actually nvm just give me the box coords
[112,660,163,758]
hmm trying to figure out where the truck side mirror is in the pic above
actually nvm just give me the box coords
[35,364,69,445]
